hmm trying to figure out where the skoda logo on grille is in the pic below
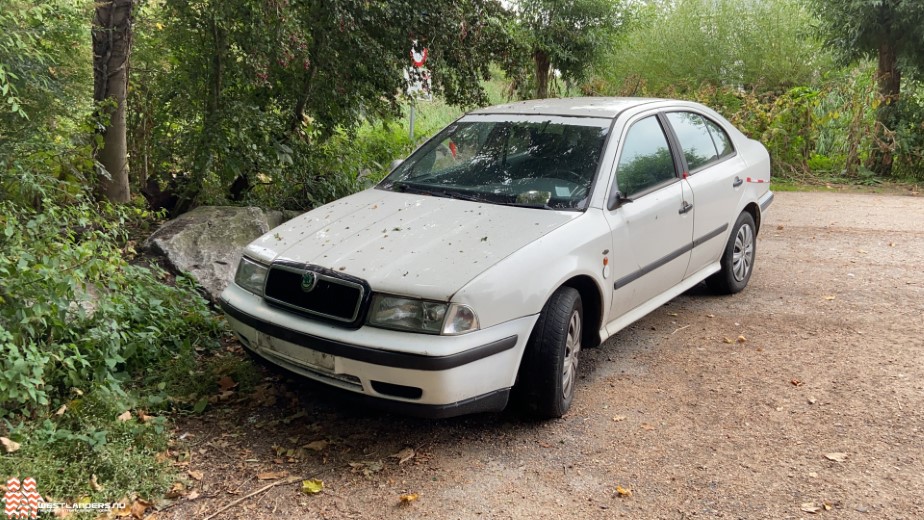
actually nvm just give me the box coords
[300,271,318,292]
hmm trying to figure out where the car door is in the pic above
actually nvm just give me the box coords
[663,111,747,278]
[604,114,695,322]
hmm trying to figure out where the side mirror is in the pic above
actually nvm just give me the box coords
[607,190,633,211]
[389,159,404,171]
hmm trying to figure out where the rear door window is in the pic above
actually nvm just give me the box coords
[666,112,722,172]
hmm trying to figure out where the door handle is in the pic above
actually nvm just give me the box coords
[679,201,694,215]
[733,176,744,188]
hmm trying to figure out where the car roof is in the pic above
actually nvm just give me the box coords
[468,97,668,119]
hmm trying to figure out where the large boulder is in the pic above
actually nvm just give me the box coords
[144,206,291,301]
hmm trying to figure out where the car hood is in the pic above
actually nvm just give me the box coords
[244,188,580,301]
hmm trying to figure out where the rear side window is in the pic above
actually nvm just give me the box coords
[705,119,735,158]
[616,116,677,197]
[666,112,725,171]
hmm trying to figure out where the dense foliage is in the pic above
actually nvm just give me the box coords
[590,0,924,182]
[131,0,511,212]
[503,0,627,99]
[594,0,829,95]
[810,0,924,174]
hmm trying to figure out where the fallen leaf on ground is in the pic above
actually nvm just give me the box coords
[192,397,208,414]
[56,404,67,416]
[399,493,419,505]
[301,479,324,494]
[0,437,20,453]
[90,474,103,491]
[612,415,627,422]
[187,470,203,481]
[615,485,632,497]
[824,295,836,301]
[186,491,200,500]
[117,411,132,422]
[392,447,415,464]
[257,471,288,480]
[217,376,237,392]
[640,423,655,431]
[736,335,747,344]
[304,440,329,451]
[801,502,821,513]
[706,314,715,318]
[791,379,804,387]
[825,452,847,462]
[165,482,186,498]
[130,498,152,518]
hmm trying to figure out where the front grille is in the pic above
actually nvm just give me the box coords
[263,263,367,325]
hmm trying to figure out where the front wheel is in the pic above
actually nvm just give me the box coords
[708,211,757,294]
[516,287,583,419]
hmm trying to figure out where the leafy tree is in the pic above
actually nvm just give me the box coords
[503,0,626,99]
[131,0,511,212]
[0,0,94,205]
[812,0,924,174]
[92,0,135,202]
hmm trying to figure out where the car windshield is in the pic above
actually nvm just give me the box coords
[379,115,611,210]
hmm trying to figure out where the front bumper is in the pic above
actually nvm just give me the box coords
[219,284,538,417]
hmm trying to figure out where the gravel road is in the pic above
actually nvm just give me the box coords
[164,190,924,520]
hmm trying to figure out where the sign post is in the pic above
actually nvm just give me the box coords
[405,40,431,142]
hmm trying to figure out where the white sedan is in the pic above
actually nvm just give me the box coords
[220,97,773,418]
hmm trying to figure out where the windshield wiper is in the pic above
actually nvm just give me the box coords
[501,201,556,210]
[392,181,488,203]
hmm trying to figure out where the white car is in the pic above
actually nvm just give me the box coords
[220,97,773,418]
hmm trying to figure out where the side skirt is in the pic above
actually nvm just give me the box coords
[600,262,722,340]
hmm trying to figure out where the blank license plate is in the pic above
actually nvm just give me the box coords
[254,331,335,372]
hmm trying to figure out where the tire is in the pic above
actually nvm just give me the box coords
[516,287,583,419]
[707,211,757,294]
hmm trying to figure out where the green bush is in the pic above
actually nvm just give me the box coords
[594,0,831,95]
[249,99,467,210]
[0,199,222,416]
[0,194,226,499]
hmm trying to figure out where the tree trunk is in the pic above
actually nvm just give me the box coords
[534,49,550,99]
[869,40,901,176]
[92,0,134,203]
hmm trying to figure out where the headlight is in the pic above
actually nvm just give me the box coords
[367,295,479,335]
[234,256,268,296]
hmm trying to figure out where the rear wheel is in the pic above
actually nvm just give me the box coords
[708,212,757,294]
[517,287,583,419]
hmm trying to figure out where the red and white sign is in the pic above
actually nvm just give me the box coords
[405,40,432,100]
